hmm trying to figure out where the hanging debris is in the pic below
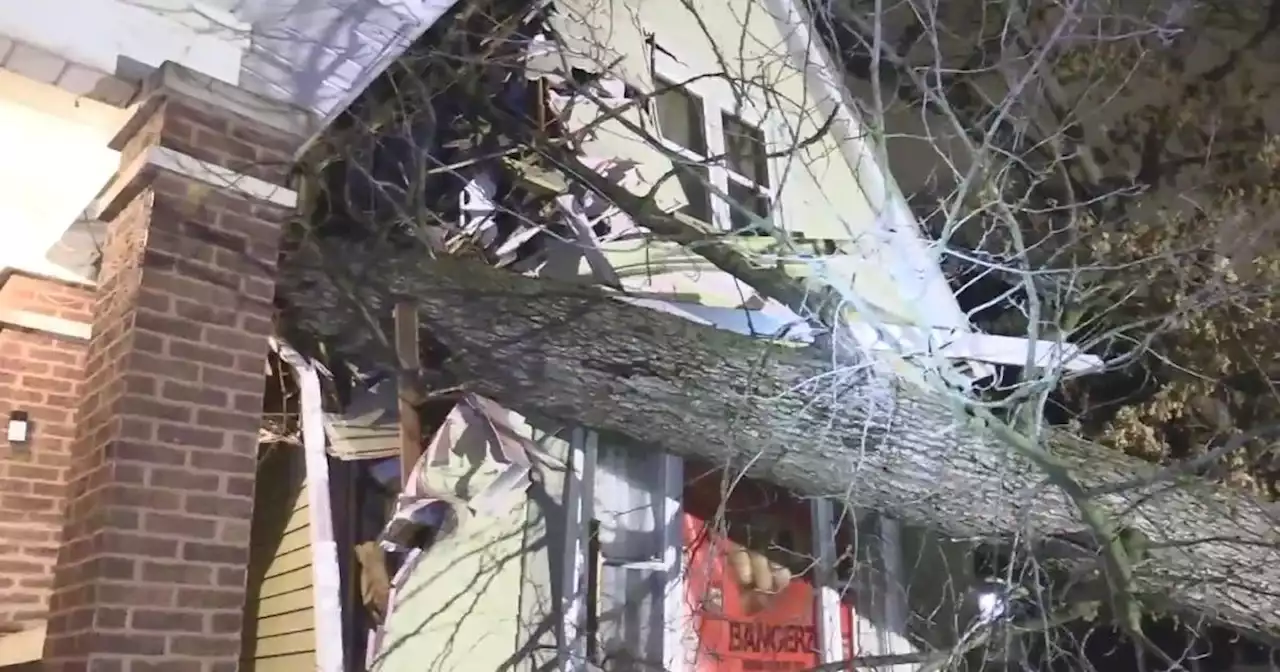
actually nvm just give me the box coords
[376,393,542,554]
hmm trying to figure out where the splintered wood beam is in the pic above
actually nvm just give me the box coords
[394,302,423,488]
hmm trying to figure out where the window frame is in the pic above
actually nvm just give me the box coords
[811,498,847,663]
[568,429,688,671]
[720,110,774,232]
[561,427,596,672]
[647,51,784,236]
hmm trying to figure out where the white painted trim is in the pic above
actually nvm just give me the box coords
[148,146,298,208]
[866,515,921,672]
[271,339,346,672]
[93,144,298,223]
[878,516,908,654]
[847,322,1102,372]
[0,309,91,340]
[560,427,596,672]
[615,295,1099,371]
[659,453,688,672]
[811,498,845,664]
[1,257,98,288]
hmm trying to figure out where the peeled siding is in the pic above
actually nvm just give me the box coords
[242,446,318,672]
[372,415,559,671]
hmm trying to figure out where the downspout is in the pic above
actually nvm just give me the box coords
[272,339,346,672]
[877,514,913,670]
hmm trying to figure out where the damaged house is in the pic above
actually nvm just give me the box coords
[3,0,1213,670]
[258,0,1107,671]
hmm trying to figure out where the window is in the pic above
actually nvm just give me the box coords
[682,464,853,669]
[651,78,774,235]
[722,113,772,234]
[654,84,706,155]
[676,166,713,223]
[588,441,684,671]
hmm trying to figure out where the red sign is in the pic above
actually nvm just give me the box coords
[681,475,854,671]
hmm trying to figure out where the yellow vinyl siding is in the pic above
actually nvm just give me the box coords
[371,419,553,672]
[256,609,318,638]
[242,446,317,672]
[252,652,317,672]
[258,566,314,599]
[542,0,921,321]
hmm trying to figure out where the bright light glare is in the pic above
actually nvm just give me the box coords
[977,589,1007,623]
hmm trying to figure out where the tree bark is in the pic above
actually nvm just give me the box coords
[282,247,1280,643]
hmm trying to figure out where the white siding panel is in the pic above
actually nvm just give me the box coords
[237,0,461,122]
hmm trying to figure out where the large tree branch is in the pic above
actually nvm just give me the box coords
[281,245,1280,645]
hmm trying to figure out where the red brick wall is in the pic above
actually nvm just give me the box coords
[41,69,302,672]
[118,97,295,187]
[0,275,92,631]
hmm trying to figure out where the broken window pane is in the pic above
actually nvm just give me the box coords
[727,180,771,234]
[676,163,713,223]
[654,78,707,155]
[722,113,768,186]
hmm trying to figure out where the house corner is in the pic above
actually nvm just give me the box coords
[0,60,312,671]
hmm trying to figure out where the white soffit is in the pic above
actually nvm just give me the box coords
[238,0,464,146]
[846,322,1103,373]
[0,72,125,281]
[622,293,1100,372]
[0,0,248,85]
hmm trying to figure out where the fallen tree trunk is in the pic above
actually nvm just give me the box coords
[282,247,1280,644]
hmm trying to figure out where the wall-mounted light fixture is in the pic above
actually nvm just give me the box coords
[7,411,30,447]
